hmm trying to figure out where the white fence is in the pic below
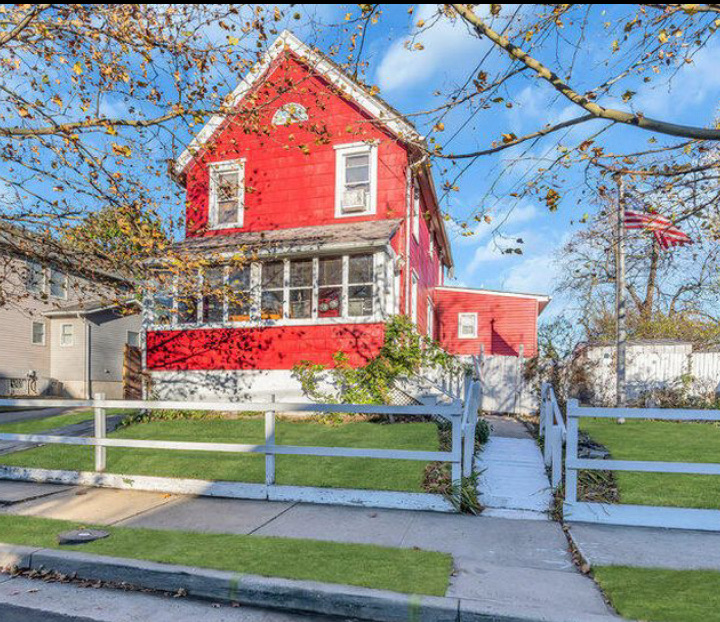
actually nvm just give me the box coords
[564,400,720,531]
[470,349,536,415]
[0,385,481,512]
[539,383,566,489]
[575,342,720,404]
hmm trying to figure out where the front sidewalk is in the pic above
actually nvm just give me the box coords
[0,480,619,621]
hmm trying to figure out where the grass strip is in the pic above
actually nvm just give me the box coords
[0,409,135,435]
[593,566,720,622]
[0,514,451,596]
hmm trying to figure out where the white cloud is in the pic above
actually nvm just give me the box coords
[502,254,558,294]
[375,5,493,92]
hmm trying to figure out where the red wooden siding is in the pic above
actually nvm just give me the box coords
[434,289,539,357]
[146,324,385,371]
[183,53,408,237]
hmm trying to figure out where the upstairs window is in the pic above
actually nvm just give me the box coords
[458,312,478,339]
[412,178,421,241]
[335,143,377,217]
[26,261,44,294]
[209,159,245,228]
[49,268,67,299]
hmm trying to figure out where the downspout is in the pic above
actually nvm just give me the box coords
[405,166,412,315]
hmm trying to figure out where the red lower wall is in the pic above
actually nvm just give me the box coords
[146,324,386,371]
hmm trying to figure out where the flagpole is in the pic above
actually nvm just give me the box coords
[614,174,627,408]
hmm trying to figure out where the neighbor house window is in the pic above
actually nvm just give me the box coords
[127,331,140,347]
[348,254,374,317]
[318,256,343,318]
[60,323,74,346]
[458,312,478,339]
[289,259,312,319]
[335,142,377,217]
[31,321,46,346]
[49,268,67,299]
[209,159,245,228]
[26,261,44,294]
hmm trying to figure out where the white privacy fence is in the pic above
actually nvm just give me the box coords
[539,383,566,489]
[564,400,720,531]
[0,386,481,512]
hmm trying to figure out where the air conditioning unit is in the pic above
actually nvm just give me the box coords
[342,188,368,213]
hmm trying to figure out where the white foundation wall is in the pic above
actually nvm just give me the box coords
[148,369,337,403]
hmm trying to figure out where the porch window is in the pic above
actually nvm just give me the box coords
[202,265,225,323]
[150,270,174,326]
[289,259,312,319]
[209,159,245,228]
[318,256,342,318]
[177,272,199,325]
[348,254,374,317]
[334,143,377,217]
[412,178,420,242]
[227,264,251,322]
[261,261,285,320]
[458,312,478,339]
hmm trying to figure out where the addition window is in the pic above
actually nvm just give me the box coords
[289,259,313,319]
[334,143,377,217]
[209,159,245,228]
[348,254,374,317]
[49,268,67,299]
[60,323,74,347]
[26,261,45,294]
[458,312,478,339]
[31,321,46,346]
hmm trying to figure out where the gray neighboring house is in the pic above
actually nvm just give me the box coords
[0,223,142,399]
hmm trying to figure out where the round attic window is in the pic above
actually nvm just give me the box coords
[272,103,308,126]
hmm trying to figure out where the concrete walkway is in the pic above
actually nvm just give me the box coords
[571,523,720,571]
[477,415,553,519]
[0,481,620,621]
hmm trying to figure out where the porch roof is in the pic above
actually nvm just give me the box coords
[172,219,402,257]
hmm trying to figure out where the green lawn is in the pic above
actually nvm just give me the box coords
[593,566,720,622]
[0,418,439,492]
[0,514,451,595]
[0,409,135,435]
[581,419,720,509]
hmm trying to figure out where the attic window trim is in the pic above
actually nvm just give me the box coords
[208,158,246,230]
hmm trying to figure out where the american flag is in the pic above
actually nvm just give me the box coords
[624,210,693,250]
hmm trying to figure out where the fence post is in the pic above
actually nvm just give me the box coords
[94,392,106,472]
[550,426,563,488]
[565,399,579,505]
[452,412,463,484]
[265,394,276,487]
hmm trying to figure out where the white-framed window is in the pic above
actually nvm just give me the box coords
[148,253,378,328]
[334,142,377,217]
[458,312,478,339]
[412,178,421,241]
[429,233,435,258]
[60,323,74,347]
[426,298,434,340]
[410,272,418,325]
[209,159,245,229]
[127,331,140,347]
[31,321,46,346]
[26,261,45,294]
[49,268,67,299]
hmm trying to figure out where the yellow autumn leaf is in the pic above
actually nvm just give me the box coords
[434,122,445,132]
[73,62,83,75]
[658,29,668,44]
[111,143,132,158]
[227,36,239,46]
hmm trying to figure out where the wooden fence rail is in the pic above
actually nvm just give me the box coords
[564,399,720,531]
[0,392,479,512]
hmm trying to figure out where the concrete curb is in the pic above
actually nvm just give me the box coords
[0,543,623,622]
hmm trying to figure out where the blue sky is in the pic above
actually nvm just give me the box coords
[283,4,720,320]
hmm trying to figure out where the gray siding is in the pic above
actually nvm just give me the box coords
[89,310,142,384]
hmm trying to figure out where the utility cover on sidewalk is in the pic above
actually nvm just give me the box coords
[57,529,109,545]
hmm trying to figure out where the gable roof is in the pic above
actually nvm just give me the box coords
[174,30,422,177]
[434,286,551,314]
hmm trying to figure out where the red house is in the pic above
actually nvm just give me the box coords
[143,31,549,400]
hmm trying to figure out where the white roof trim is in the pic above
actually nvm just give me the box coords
[435,285,550,302]
[175,30,420,176]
